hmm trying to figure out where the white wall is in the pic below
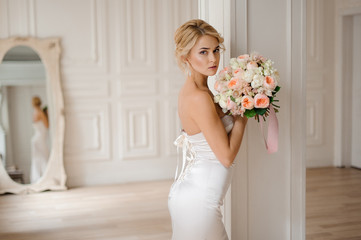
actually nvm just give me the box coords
[351,14,361,168]
[0,0,198,187]
[306,0,336,167]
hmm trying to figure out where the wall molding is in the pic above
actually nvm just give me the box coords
[118,100,159,159]
[65,102,111,162]
[306,92,324,146]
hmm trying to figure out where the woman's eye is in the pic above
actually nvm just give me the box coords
[200,51,207,55]
[214,48,220,53]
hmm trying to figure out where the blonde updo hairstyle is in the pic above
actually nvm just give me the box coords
[174,19,224,73]
[32,96,41,107]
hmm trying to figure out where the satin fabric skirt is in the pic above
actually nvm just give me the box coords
[168,156,234,240]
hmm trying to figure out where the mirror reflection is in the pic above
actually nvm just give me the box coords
[0,46,50,184]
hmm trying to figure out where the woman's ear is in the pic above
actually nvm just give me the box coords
[180,55,187,63]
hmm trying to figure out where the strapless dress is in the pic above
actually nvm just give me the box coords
[168,115,234,240]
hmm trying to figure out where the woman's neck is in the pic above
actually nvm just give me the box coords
[187,72,208,90]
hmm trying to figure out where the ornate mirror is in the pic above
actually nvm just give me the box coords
[0,37,66,194]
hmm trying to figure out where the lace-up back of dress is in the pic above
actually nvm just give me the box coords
[173,115,234,181]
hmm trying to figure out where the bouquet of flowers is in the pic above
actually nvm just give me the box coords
[214,52,280,121]
[214,52,280,153]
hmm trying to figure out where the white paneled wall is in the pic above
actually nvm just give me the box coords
[223,0,305,239]
[0,0,198,186]
[306,0,336,167]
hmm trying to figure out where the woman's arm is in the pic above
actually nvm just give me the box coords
[33,110,41,122]
[41,112,49,128]
[190,92,247,168]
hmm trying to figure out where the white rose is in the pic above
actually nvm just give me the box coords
[230,58,239,69]
[251,74,264,88]
[264,69,270,76]
[244,70,254,83]
[237,58,247,64]
[238,61,246,70]
[219,98,227,109]
[253,67,263,75]
[214,95,221,103]
[264,59,273,69]
[265,89,273,96]
[225,73,232,81]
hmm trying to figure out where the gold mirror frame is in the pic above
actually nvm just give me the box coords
[0,37,66,194]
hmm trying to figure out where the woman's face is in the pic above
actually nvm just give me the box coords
[187,35,220,77]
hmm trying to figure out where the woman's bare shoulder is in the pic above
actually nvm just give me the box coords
[181,86,212,105]
[182,91,217,125]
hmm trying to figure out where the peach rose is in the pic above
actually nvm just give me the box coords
[227,97,237,110]
[233,68,244,78]
[228,77,240,90]
[219,66,229,74]
[254,94,270,108]
[218,67,230,80]
[247,61,258,70]
[263,76,276,90]
[214,81,221,92]
[237,54,250,60]
[241,95,254,110]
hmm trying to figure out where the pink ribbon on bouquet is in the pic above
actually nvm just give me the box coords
[259,105,279,153]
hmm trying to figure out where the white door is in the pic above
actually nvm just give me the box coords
[351,14,361,168]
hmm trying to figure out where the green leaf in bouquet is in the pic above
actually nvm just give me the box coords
[254,107,267,116]
[272,103,280,108]
[230,95,236,102]
[273,86,281,93]
[244,109,256,118]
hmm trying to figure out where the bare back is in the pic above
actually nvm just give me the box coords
[33,108,49,128]
[178,79,225,136]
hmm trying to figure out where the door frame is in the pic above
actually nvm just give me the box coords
[334,6,361,167]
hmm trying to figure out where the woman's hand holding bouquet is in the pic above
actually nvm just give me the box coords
[214,52,280,153]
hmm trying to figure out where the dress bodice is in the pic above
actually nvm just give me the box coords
[173,115,234,181]
[33,121,48,135]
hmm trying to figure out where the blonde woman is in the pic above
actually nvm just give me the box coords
[168,19,248,239]
[30,96,49,183]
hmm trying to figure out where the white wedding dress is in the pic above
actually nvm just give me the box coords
[168,115,234,240]
[30,121,49,183]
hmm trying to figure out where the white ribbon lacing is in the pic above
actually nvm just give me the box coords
[173,133,196,182]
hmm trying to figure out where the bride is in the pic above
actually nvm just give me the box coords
[30,96,49,183]
[168,19,248,240]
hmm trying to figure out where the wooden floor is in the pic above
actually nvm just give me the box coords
[0,167,360,240]
[306,167,361,240]
[0,180,173,240]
